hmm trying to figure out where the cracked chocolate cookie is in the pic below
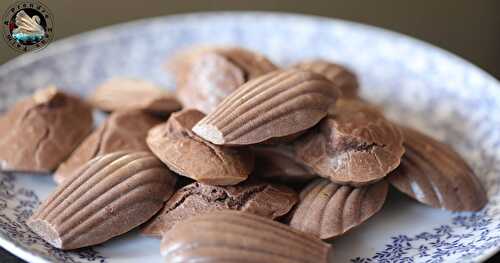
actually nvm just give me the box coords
[294,99,404,185]
[142,179,298,237]
[0,87,93,172]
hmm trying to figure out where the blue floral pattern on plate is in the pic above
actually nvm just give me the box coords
[352,211,500,262]
[0,12,499,263]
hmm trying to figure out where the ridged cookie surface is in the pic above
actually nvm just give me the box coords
[389,126,487,211]
[293,59,359,99]
[290,178,387,239]
[193,69,340,145]
[171,46,277,114]
[28,151,177,249]
[160,211,332,263]
[55,110,162,183]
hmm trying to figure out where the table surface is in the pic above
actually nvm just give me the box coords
[0,1,499,262]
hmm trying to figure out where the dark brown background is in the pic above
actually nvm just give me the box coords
[0,0,499,262]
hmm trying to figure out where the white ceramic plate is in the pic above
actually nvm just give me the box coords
[0,12,499,263]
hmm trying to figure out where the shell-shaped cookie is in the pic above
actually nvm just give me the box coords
[88,78,181,113]
[142,180,298,236]
[171,46,277,114]
[147,109,253,185]
[388,126,487,211]
[28,151,177,249]
[294,99,404,185]
[0,87,92,172]
[54,110,162,184]
[293,59,359,99]
[289,178,387,239]
[192,69,340,145]
[160,211,332,263]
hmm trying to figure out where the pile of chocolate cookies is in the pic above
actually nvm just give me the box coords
[0,46,488,262]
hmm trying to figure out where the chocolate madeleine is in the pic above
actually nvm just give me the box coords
[147,109,253,185]
[28,151,177,249]
[193,69,340,145]
[252,144,317,185]
[88,78,181,114]
[294,99,404,185]
[293,59,359,99]
[142,180,298,236]
[54,110,162,184]
[171,46,277,114]
[0,87,92,172]
[160,211,332,263]
[389,127,487,211]
[290,178,387,239]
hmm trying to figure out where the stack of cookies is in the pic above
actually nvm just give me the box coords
[0,46,487,262]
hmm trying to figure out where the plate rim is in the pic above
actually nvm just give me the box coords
[1,11,499,85]
[0,11,499,262]
[0,233,51,263]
